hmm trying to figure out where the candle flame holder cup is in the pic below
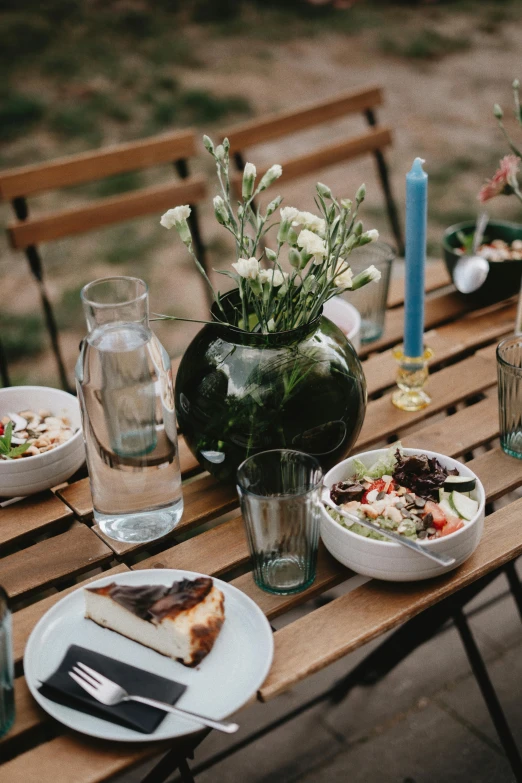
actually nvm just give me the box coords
[392,346,433,412]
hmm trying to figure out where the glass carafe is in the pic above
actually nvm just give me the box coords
[76,277,183,543]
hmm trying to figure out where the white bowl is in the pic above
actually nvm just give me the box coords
[0,386,84,497]
[323,298,361,353]
[320,448,485,582]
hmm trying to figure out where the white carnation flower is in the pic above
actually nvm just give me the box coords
[258,164,283,190]
[334,261,353,289]
[352,264,382,290]
[258,268,287,287]
[281,209,325,235]
[297,229,327,262]
[213,195,228,225]
[232,257,260,280]
[242,162,257,199]
[294,210,326,235]
[160,205,191,229]
[365,263,381,281]
[280,206,300,223]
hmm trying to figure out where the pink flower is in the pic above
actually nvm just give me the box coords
[478,155,520,202]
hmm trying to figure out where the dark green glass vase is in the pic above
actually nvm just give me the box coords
[175,298,367,483]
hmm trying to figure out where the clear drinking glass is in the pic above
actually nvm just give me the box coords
[0,587,15,739]
[236,450,323,595]
[497,336,522,459]
[344,242,395,343]
[76,277,183,543]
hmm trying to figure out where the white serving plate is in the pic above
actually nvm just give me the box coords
[24,569,274,742]
[320,448,485,582]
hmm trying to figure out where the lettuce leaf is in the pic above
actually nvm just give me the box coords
[353,442,403,480]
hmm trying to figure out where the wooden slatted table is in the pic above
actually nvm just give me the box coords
[2,261,522,783]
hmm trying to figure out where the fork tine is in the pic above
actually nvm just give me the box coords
[72,665,100,689]
[69,670,100,699]
[75,661,109,685]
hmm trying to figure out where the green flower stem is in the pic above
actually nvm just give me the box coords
[496,117,522,159]
[152,313,239,329]
[167,134,378,334]
[186,243,227,318]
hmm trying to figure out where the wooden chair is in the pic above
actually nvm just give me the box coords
[0,130,208,391]
[220,85,404,255]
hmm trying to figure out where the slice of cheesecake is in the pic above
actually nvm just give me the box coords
[84,577,225,667]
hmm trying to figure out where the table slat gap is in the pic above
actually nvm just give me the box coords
[0,492,73,551]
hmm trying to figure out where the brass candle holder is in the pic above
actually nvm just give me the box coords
[392,346,433,412]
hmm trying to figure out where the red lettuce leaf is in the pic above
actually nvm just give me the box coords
[392,449,458,501]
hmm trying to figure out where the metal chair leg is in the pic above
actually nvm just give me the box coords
[139,749,198,783]
[0,339,10,387]
[11,196,71,392]
[453,607,522,782]
[177,757,197,783]
[504,561,522,622]
[364,108,405,256]
[329,569,502,704]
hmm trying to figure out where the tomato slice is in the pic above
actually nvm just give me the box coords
[440,518,464,537]
[424,500,448,530]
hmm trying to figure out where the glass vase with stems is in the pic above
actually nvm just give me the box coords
[158,135,381,480]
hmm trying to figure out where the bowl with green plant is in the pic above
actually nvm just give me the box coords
[443,218,522,304]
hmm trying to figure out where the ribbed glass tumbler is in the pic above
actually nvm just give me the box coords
[497,337,522,459]
[237,450,323,595]
[0,587,14,738]
[344,242,395,343]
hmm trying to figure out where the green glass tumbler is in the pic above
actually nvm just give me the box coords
[0,586,15,738]
[343,241,395,343]
[497,337,522,459]
[237,450,323,595]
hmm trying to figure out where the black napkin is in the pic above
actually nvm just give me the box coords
[39,644,187,734]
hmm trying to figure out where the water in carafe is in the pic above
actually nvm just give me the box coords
[76,277,183,543]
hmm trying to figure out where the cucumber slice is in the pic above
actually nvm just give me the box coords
[450,491,478,521]
[444,475,476,493]
[439,496,456,519]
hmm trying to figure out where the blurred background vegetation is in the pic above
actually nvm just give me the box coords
[1,0,521,385]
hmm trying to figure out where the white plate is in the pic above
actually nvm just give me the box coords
[24,569,274,742]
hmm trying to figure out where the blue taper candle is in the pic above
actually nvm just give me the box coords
[404,158,427,358]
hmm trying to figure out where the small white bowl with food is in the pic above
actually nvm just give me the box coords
[323,297,361,353]
[320,445,485,581]
[0,386,84,497]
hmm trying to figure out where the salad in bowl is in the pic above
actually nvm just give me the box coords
[320,445,485,582]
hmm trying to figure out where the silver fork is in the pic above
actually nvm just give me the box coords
[69,661,239,734]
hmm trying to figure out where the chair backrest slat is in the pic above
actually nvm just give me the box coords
[8,176,206,249]
[220,86,383,154]
[231,127,392,191]
[0,130,196,200]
